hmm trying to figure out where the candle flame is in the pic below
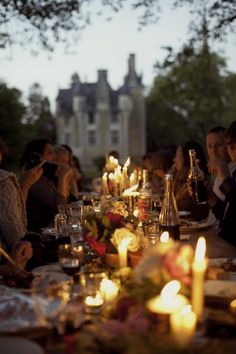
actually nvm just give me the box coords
[160,231,169,243]
[161,280,180,298]
[181,304,192,315]
[102,172,108,178]
[100,278,118,292]
[120,237,132,248]
[123,157,130,168]
[230,299,236,309]
[195,237,206,261]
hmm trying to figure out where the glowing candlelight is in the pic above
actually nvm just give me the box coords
[192,237,207,320]
[84,292,104,314]
[122,157,130,189]
[100,278,119,303]
[147,280,189,315]
[170,305,197,347]
[102,172,108,194]
[157,231,175,254]
[118,237,132,268]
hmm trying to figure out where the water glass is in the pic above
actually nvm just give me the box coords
[144,222,159,245]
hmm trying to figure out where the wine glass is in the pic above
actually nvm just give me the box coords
[58,244,83,280]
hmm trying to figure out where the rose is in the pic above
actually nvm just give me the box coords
[111,227,140,252]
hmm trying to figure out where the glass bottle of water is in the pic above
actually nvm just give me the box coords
[188,149,207,205]
[159,174,180,240]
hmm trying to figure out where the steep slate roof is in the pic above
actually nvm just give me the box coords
[57,81,120,113]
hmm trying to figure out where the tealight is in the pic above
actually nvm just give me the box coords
[147,280,189,315]
[84,292,104,314]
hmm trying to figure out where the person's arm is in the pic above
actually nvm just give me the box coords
[19,162,43,203]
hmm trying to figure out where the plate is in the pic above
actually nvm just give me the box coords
[0,336,43,354]
[178,211,191,217]
[33,263,62,273]
[41,227,57,237]
[180,218,216,232]
[205,280,236,299]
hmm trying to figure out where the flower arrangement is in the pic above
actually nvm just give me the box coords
[134,238,194,294]
[85,211,125,255]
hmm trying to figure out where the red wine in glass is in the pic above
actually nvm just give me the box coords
[60,258,81,278]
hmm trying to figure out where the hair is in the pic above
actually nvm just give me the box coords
[108,150,119,160]
[54,145,68,156]
[207,126,226,135]
[180,140,208,175]
[151,149,174,173]
[0,137,8,164]
[225,121,236,144]
[20,138,51,168]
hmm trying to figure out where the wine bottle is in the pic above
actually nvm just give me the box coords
[188,149,207,205]
[159,174,180,240]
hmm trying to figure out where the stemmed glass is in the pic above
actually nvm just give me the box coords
[58,244,84,281]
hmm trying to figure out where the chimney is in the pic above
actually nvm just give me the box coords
[128,53,136,74]
[98,69,107,83]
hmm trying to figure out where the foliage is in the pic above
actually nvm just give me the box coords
[24,83,56,142]
[146,42,236,148]
[85,211,125,254]
[0,1,236,52]
[0,81,35,170]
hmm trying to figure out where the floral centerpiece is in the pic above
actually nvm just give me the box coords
[85,200,142,257]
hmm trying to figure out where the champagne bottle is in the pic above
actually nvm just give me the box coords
[159,174,180,240]
[188,149,207,205]
[138,169,152,224]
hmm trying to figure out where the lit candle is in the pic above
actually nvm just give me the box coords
[118,237,132,268]
[191,237,207,320]
[147,280,189,315]
[100,278,119,303]
[129,172,135,187]
[122,157,130,189]
[102,172,108,195]
[157,231,175,254]
[170,305,197,347]
[84,292,104,314]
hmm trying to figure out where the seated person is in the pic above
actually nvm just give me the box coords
[54,145,79,200]
[150,149,174,196]
[20,139,73,232]
[0,138,43,252]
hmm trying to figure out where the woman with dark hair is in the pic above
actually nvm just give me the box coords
[172,140,209,219]
[21,139,73,231]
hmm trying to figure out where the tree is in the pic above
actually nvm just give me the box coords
[146,41,236,149]
[0,1,236,53]
[0,82,35,170]
[25,83,56,142]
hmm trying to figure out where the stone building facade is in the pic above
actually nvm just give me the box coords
[56,54,146,170]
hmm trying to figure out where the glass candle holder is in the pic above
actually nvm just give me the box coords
[80,272,107,314]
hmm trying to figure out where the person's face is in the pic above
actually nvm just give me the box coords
[206,132,228,160]
[174,146,184,172]
[41,143,55,162]
[56,151,70,164]
[226,142,236,162]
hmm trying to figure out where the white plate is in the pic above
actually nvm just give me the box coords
[33,271,69,284]
[33,263,62,273]
[205,280,236,298]
[180,218,216,232]
[0,336,43,354]
[178,211,191,217]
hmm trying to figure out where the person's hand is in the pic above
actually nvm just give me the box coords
[11,241,33,269]
[56,163,74,180]
[208,158,230,182]
[21,161,44,187]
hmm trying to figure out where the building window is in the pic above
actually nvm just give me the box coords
[111,112,119,124]
[111,130,119,145]
[88,130,97,146]
[88,112,95,125]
